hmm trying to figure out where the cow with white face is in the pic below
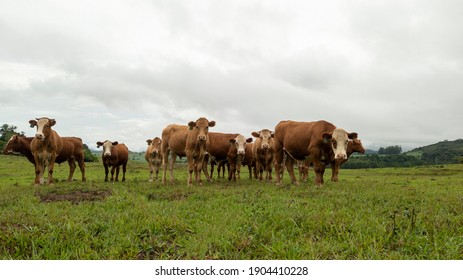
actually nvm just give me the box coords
[29,117,63,185]
[252,129,275,182]
[322,128,357,161]
[227,134,252,181]
[96,140,129,182]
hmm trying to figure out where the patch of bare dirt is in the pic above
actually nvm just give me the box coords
[37,189,112,204]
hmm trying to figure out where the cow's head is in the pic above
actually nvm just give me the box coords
[188,117,215,142]
[2,135,20,154]
[97,140,118,157]
[29,117,56,140]
[252,129,274,150]
[146,137,162,157]
[348,138,365,155]
[230,135,253,155]
[322,128,358,160]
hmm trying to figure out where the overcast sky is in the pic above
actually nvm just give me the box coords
[1,0,462,152]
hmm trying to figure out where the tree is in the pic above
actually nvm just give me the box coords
[378,145,402,155]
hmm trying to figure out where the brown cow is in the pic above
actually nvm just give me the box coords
[161,124,188,184]
[299,138,365,182]
[227,135,253,181]
[145,137,162,182]
[207,132,239,180]
[29,117,63,185]
[185,117,216,186]
[252,129,275,182]
[96,140,129,182]
[274,120,358,186]
[242,142,256,179]
[2,135,86,182]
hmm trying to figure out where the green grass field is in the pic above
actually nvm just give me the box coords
[0,154,462,260]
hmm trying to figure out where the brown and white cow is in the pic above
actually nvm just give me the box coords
[185,117,216,186]
[252,129,275,182]
[145,137,162,182]
[274,120,358,186]
[298,138,365,182]
[96,140,129,182]
[227,134,253,181]
[29,117,64,185]
[3,135,86,182]
[207,132,239,180]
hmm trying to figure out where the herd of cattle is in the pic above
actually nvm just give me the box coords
[2,117,365,186]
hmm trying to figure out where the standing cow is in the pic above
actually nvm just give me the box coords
[145,137,162,182]
[274,120,358,186]
[299,138,365,182]
[96,140,129,182]
[185,117,215,186]
[252,129,275,182]
[227,135,253,181]
[3,135,86,182]
[29,117,63,185]
[207,132,239,180]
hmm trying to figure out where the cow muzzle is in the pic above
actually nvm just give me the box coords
[35,133,45,140]
[197,135,207,142]
[335,153,347,160]
[238,149,245,155]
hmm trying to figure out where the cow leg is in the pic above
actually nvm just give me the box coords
[161,149,169,184]
[273,141,284,184]
[285,155,299,185]
[148,161,154,182]
[331,160,340,182]
[122,163,126,182]
[247,164,252,179]
[201,157,212,183]
[169,153,177,184]
[266,153,273,182]
[313,161,325,186]
[111,166,116,181]
[228,160,236,182]
[34,161,43,186]
[155,161,160,180]
[104,165,109,181]
[187,158,194,186]
[210,159,215,179]
[67,159,76,182]
[77,159,86,182]
[47,158,56,185]
[116,166,121,181]
[236,161,242,180]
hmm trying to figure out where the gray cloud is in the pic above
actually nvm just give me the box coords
[1,0,462,152]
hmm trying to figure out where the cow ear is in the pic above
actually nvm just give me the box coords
[49,119,56,126]
[251,132,260,138]
[229,139,236,144]
[146,139,152,145]
[208,121,216,127]
[158,139,162,144]
[96,142,103,148]
[322,132,333,143]
[188,121,195,130]
[246,138,253,143]
[29,120,37,128]
[271,132,275,138]
[348,132,358,140]
[112,141,119,146]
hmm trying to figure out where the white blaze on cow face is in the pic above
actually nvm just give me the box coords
[323,128,358,160]
[29,118,56,141]
[233,135,248,155]
[252,129,274,150]
[102,141,115,157]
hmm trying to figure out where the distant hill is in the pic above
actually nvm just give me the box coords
[405,139,463,164]
[344,139,463,168]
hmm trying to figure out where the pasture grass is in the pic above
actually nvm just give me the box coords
[0,154,462,259]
